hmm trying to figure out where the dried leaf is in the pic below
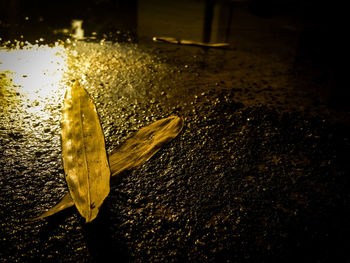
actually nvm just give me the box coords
[61,81,110,222]
[31,115,184,221]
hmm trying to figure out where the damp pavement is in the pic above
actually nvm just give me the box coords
[1,5,350,263]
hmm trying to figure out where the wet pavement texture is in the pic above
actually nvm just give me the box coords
[1,1,350,262]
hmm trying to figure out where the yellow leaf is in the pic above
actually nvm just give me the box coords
[61,81,110,222]
[31,115,184,221]
[31,193,74,220]
[108,115,184,177]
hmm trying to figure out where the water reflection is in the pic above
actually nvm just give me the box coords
[0,43,69,203]
[0,43,67,101]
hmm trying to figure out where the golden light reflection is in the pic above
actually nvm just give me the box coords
[0,43,68,104]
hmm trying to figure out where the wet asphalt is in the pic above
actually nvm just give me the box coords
[1,18,350,263]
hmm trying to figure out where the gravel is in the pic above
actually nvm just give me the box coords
[1,40,350,262]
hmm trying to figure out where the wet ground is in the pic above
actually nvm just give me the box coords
[1,1,350,262]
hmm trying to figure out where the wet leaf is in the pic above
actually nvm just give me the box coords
[108,115,184,177]
[32,193,75,220]
[61,81,110,222]
[31,115,184,221]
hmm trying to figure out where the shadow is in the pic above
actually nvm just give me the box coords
[32,206,77,248]
[203,0,234,43]
[215,1,234,43]
[203,0,215,43]
[80,170,132,262]
[82,202,130,263]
